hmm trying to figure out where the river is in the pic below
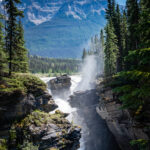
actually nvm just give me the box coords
[41,75,119,150]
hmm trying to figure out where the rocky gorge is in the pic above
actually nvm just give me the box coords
[0,74,81,150]
[96,78,150,150]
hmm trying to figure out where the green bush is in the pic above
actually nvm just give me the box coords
[0,73,46,97]
[130,139,149,150]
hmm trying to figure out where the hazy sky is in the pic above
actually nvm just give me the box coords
[116,0,126,5]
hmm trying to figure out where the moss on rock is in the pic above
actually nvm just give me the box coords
[9,110,81,150]
[0,73,46,98]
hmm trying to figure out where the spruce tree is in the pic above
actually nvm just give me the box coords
[0,13,7,76]
[126,0,140,50]
[100,29,105,52]
[100,29,105,72]
[104,21,119,76]
[115,4,123,71]
[14,18,28,73]
[139,0,150,48]
[4,0,23,75]
[121,10,128,70]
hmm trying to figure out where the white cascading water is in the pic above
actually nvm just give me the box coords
[40,55,104,150]
[41,75,82,121]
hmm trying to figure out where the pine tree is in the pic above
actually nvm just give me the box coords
[0,13,7,76]
[13,18,28,73]
[105,0,116,21]
[139,0,150,48]
[100,29,105,52]
[4,0,23,75]
[99,29,105,73]
[121,10,128,70]
[104,21,119,76]
[126,0,140,50]
[94,35,99,54]
[114,4,123,71]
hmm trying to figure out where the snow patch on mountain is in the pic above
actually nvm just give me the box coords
[66,5,82,20]
[75,0,88,5]
[27,12,52,25]
[91,7,105,15]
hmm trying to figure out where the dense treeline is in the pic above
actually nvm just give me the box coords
[103,0,150,148]
[29,55,81,75]
[0,0,28,77]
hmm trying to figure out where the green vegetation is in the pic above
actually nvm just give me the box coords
[0,139,7,150]
[29,55,81,76]
[9,110,75,149]
[102,0,150,119]
[0,73,46,97]
[130,139,149,150]
[102,0,150,148]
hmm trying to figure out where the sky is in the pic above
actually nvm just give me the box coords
[116,0,126,5]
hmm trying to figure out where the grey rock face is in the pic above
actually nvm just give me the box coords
[0,90,58,132]
[49,74,71,98]
[96,79,150,150]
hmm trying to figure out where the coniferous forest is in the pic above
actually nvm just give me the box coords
[29,55,81,76]
[0,0,150,149]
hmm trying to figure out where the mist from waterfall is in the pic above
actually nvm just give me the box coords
[76,54,104,91]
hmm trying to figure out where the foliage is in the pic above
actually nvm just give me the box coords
[0,139,7,150]
[0,13,7,76]
[29,55,81,75]
[111,48,150,119]
[0,73,46,96]
[104,20,118,76]
[139,0,150,48]
[3,0,28,75]
[19,141,39,150]
[130,139,149,150]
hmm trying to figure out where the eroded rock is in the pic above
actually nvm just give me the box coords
[9,110,81,150]
[96,79,150,150]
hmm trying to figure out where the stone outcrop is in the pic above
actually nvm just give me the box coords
[9,110,81,150]
[49,74,71,97]
[96,78,150,150]
[0,91,57,132]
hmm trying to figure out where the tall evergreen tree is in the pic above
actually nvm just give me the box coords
[13,18,28,73]
[4,0,23,75]
[105,0,116,22]
[100,29,105,73]
[139,0,150,48]
[0,13,7,76]
[100,29,105,52]
[121,10,128,69]
[104,21,119,76]
[115,4,122,71]
[126,0,140,50]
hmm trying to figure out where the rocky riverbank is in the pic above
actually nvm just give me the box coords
[0,74,81,150]
[69,89,120,150]
[96,78,150,150]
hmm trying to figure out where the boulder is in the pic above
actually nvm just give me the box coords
[49,74,71,97]
[9,110,81,150]
[0,90,58,136]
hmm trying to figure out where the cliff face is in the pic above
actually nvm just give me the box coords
[0,75,81,150]
[0,90,57,134]
[96,79,150,150]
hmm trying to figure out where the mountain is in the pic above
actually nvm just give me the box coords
[1,0,107,58]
